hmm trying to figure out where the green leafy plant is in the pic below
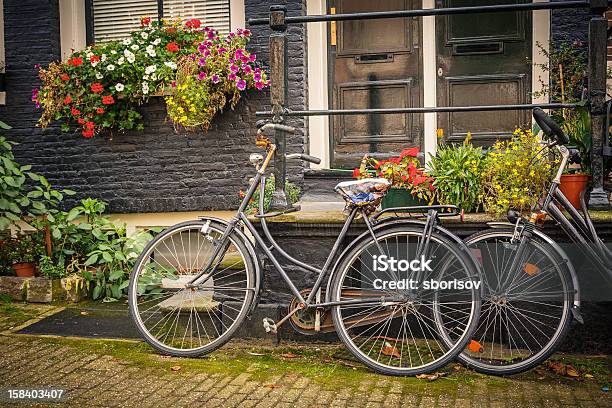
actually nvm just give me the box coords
[428,138,485,213]
[3,232,45,264]
[481,128,556,215]
[37,255,66,279]
[560,106,591,174]
[244,176,301,214]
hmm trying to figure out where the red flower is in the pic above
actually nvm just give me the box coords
[85,121,95,130]
[63,95,72,105]
[68,57,83,67]
[71,107,81,116]
[185,18,201,29]
[60,73,70,81]
[90,55,100,64]
[82,129,94,138]
[77,117,85,125]
[400,147,419,158]
[96,107,105,114]
[353,168,360,179]
[166,42,179,52]
[91,83,104,94]
[102,95,115,105]
[166,27,176,33]
[141,16,151,27]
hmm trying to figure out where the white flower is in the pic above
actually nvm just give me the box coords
[142,82,150,94]
[130,44,139,51]
[124,49,135,63]
[115,83,125,92]
[122,38,132,46]
[127,54,135,64]
[150,73,157,81]
[145,46,156,57]
[95,72,103,80]
[141,32,149,40]
[90,60,99,68]
[164,61,177,70]
[144,65,157,75]
[101,54,107,62]
[143,74,149,81]
[152,38,161,45]
[86,51,93,58]
[106,64,115,71]
[117,57,125,65]
[111,50,117,55]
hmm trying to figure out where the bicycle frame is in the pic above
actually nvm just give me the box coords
[186,142,426,311]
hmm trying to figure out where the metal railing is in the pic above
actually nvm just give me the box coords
[247,0,612,210]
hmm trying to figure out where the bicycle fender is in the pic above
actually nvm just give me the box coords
[324,218,481,303]
[197,216,262,316]
[485,222,581,313]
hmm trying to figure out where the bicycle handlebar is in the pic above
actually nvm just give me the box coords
[532,108,569,145]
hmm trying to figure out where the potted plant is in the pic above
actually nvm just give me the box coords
[6,233,44,277]
[354,147,434,208]
[558,107,591,209]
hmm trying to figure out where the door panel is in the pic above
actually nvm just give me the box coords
[330,0,423,168]
[436,0,532,144]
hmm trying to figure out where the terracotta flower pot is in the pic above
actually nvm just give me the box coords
[13,262,36,277]
[559,174,590,210]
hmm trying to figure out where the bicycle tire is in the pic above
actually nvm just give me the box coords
[128,220,257,357]
[329,225,481,376]
[458,228,574,375]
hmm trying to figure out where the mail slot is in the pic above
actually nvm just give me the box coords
[355,53,394,64]
[453,42,504,56]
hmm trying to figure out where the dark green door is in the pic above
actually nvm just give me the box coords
[436,0,532,144]
[329,0,423,168]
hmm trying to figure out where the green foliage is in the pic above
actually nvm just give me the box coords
[428,140,485,213]
[481,129,557,215]
[561,106,591,174]
[245,176,301,214]
[1,232,45,264]
[37,255,67,279]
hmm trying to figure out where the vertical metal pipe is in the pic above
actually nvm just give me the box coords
[587,0,611,209]
[268,5,292,210]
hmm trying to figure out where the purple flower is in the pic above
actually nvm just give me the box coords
[236,78,246,91]
[203,49,211,57]
[230,64,239,74]
[249,54,256,62]
[211,74,220,84]
[198,57,207,66]
[197,71,207,81]
[253,72,262,82]
[207,31,215,40]
[198,43,208,53]
[235,49,244,59]
[228,32,235,38]
[218,47,227,54]
[228,73,237,81]
[255,81,264,90]
[243,65,253,74]
[241,55,249,63]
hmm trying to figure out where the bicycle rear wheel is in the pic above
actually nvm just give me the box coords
[128,220,256,357]
[460,228,574,375]
[329,225,481,376]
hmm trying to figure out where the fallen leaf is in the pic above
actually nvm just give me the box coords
[170,365,181,372]
[537,376,545,380]
[584,374,594,379]
[80,311,89,316]
[547,360,566,376]
[281,352,299,359]
[263,383,277,389]
[382,341,401,358]
[416,372,446,381]
[566,365,579,377]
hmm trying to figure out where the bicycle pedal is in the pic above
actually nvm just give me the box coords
[262,318,277,334]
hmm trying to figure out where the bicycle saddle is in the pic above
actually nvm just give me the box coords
[334,178,391,207]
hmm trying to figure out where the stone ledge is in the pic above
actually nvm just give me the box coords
[0,276,87,303]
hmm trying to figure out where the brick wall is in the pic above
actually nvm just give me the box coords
[0,0,308,213]
[551,0,590,45]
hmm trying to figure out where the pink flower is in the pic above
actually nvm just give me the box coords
[236,78,246,90]
[243,65,252,74]
[228,73,236,81]
[171,80,177,88]
[198,57,207,67]
[230,64,239,74]
[249,54,256,62]
[198,43,208,53]
[253,72,262,81]
[255,81,264,90]
[211,74,220,84]
[197,71,207,81]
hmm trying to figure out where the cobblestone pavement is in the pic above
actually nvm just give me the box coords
[0,305,610,407]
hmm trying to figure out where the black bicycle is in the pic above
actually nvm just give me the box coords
[460,108,612,375]
[128,122,483,376]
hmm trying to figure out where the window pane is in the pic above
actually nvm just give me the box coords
[163,0,231,34]
[93,0,159,42]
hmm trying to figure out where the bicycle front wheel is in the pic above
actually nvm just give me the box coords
[461,228,574,375]
[329,225,481,376]
[128,220,256,357]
